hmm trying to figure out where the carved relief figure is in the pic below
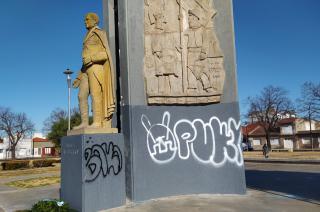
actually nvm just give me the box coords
[185,8,212,91]
[144,0,225,104]
[73,13,115,129]
[151,32,181,94]
[145,0,182,97]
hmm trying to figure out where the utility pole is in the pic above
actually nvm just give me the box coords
[63,69,73,131]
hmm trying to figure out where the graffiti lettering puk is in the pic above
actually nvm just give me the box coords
[84,142,123,182]
[141,112,243,167]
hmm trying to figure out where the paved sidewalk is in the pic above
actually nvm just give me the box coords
[0,166,60,211]
[106,189,319,212]
[1,188,319,212]
[0,184,59,212]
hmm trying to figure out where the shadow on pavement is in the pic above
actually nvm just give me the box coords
[245,170,320,203]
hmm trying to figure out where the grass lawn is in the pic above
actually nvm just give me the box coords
[5,176,60,188]
[0,163,60,178]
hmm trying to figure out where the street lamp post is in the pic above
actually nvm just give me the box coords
[63,69,73,131]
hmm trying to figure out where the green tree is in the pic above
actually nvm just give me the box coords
[44,108,81,148]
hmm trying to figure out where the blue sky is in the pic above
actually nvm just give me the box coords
[234,0,320,107]
[0,0,103,132]
[0,0,319,132]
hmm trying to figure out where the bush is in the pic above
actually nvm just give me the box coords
[31,199,76,212]
[32,159,55,168]
[1,160,30,170]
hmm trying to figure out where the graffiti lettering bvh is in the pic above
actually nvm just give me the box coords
[84,142,123,182]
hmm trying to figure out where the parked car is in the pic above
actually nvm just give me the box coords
[242,143,253,151]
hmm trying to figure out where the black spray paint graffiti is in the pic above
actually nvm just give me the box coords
[141,111,243,167]
[84,142,123,182]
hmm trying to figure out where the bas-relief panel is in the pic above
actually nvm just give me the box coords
[144,0,226,104]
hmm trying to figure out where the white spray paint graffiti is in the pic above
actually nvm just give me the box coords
[141,112,243,167]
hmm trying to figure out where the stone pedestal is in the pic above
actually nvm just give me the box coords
[61,134,125,212]
[124,103,246,201]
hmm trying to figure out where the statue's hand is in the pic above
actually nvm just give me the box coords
[73,78,81,88]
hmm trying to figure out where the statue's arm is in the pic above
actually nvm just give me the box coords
[90,32,109,64]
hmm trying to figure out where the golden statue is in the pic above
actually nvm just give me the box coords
[73,13,115,130]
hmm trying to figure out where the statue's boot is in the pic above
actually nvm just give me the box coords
[73,116,89,130]
[73,102,89,130]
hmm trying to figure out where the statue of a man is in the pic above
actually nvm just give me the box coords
[73,13,115,129]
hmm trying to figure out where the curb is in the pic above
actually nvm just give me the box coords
[244,158,320,165]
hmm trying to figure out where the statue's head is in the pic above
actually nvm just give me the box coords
[85,13,99,30]
[154,13,165,30]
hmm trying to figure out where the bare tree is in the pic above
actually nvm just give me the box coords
[0,107,34,159]
[312,83,320,100]
[297,82,320,150]
[246,86,294,148]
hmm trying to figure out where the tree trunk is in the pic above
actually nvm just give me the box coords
[309,116,313,151]
[11,146,16,159]
[266,132,271,149]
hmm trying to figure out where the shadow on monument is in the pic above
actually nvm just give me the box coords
[245,170,320,204]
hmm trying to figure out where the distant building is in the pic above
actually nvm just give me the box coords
[0,137,33,160]
[242,118,320,150]
[0,133,57,160]
[33,137,56,157]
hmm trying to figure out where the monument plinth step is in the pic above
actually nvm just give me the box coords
[67,127,118,136]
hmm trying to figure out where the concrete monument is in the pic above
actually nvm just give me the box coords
[144,0,225,104]
[115,0,246,202]
[73,12,116,131]
[62,1,245,211]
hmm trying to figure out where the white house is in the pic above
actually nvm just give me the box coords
[0,137,33,160]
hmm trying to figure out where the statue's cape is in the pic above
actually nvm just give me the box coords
[92,27,116,121]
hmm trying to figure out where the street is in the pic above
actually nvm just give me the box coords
[245,162,320,204]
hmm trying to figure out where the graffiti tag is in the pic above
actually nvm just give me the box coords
[84,142,123,182]
[141,112,243,167]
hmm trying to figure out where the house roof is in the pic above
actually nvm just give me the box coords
[277,118,296,125]
[242,123,280,136]
[33,137,48,142]
[241,123,260,135]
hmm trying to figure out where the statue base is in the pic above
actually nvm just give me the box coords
[61,133,125,212]
[123,103,246,201]
[67,127,118,136]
